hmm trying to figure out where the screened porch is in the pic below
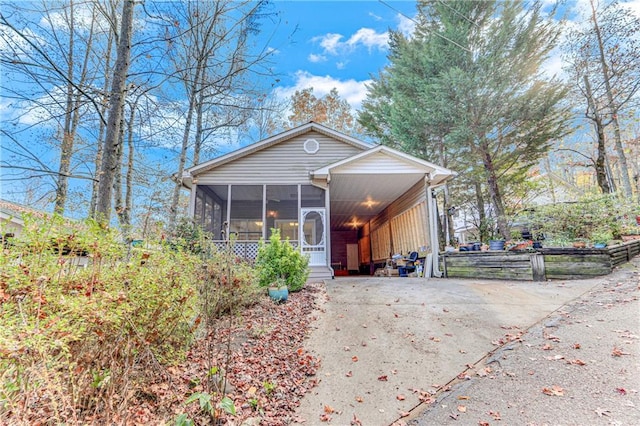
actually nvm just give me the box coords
[192,184,326,260]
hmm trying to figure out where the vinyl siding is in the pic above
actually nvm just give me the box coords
[333,151,426,174]
[193,131,363,185]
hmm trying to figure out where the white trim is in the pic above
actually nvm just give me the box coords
[186,122,373,178]
[187,184,197,217]
[304,138,320,154]
[312,145,456,186]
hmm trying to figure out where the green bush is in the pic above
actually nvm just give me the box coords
[529,194,629,245]
[254,229,309,292]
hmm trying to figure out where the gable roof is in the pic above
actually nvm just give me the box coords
[185,121,373,179]
[312,144,456,186]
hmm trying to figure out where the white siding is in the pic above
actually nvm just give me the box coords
[333,151,426,174]
[194,132,362,184]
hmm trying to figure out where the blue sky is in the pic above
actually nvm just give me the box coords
[258,0,640,111]
[264,0,417,108]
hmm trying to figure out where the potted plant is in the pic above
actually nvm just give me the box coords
[268,277,288,303]
[572,238,588,249]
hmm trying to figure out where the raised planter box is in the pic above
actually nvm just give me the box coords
[441,240,640,281]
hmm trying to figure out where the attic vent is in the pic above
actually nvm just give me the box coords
[304,138,319,154]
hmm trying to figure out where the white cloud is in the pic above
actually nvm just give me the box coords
[312,27,388,56]
[273,70,371,110]
[346,28,388,51]
[308,53,327,63]
[396,13,416,37]
[314,33,343,55]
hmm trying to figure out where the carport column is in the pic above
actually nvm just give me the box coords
[325,182,333,277]
[426,181,443,278]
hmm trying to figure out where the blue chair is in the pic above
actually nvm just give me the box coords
[400,251,419,276]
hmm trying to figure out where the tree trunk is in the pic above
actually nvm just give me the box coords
[583,75,610,194]
[94,0,135,224]
[590,0,633,197]
[169,90,197,229]
[479,140,509,239]
[474,181,488,243]
[124,100,135,230]
[90,29,114,218]
[114,101,126,227]
[168,55,206,229]
[53,0,75,215]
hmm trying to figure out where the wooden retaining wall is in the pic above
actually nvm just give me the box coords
[441,240,640,281]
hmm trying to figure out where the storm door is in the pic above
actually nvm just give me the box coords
[300,208,326,266]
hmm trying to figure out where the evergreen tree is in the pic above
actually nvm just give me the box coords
[359,0,571,239]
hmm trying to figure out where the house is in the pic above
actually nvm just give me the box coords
[181,122,456,280]
[0,199,36,239]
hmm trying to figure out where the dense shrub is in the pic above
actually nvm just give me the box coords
[0,215,259,423]
[255,229,309,292]
[528,194,633,245]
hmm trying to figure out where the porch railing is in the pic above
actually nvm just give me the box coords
[212,240,299,262]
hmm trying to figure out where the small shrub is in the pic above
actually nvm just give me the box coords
[254,229,309,292]
[0,215,200,422]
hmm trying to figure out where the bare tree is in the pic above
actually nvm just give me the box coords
[165,0,277,229]
[0,0,107,214]
[564,0,640,198]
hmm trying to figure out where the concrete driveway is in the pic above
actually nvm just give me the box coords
[294,275,603,425]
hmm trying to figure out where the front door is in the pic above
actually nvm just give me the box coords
[301,208,326,266]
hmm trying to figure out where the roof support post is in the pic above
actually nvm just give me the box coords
[187,183,197,218]
[426,179,443,278]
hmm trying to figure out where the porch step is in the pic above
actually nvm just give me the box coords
[307,266,333,282]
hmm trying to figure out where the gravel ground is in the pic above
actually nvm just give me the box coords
[406,257,640,426]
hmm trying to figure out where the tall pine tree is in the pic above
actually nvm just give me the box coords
[360,0,571,240]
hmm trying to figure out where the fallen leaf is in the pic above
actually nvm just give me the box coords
[324,405,334,414]
[489,410,501,420]
[399,411,410,418]
[457,405,466,413]
[346,371,352,377]
[542,343,553,350]
[352,356,359,362]
[344,346,350,351]
[378,375,388,381]
[612,347,630,357]
[542,385,564,396]
[355,396,364,403]
[573,343,581,349]
[397,394,405,401]
[457,396,469,400]
[615,387,627,395]
[351,414,362,426]
[319,413,331,422]
[569,359,586,366]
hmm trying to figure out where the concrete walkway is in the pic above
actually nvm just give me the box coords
[293,269,636,425]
